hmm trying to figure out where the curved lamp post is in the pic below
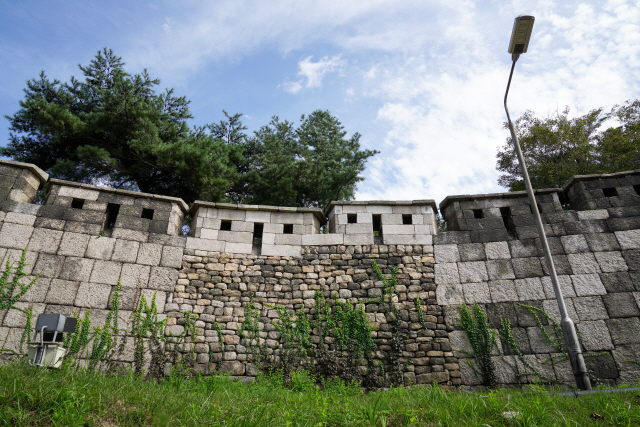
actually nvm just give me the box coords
[504,15,592,391]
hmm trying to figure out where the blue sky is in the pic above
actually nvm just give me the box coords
[2,0,639,206]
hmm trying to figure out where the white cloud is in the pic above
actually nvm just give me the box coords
[283,55,346,94]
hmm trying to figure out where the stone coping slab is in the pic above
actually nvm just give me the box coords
[47,179,188,213]
[0,159,49,186]
[189,200,325,222]
[327,199,438,215]
[439,189,563,212]
[561,170,640,193]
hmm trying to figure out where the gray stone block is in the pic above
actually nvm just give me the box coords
[573,296,608,321]
[31,253,65,278]
[382,234,430,245]
[161,245,183,268]
[568,253,601,274]
[75,282,112,309]
[64,208,105,224]
[137,243,163,266]
[488,280,518,302]
[148,234,186,248]
[486,259,516,280]
[1,249,37,275]
[115,216,150,232]
[607,217,640,231]
[560,234,589,253]
[512,257,544,278]
[435,263,459,285]
[85,236,116,260]
[109,286,137,310]
[436,283,464,305]
[448,330,473,358]
[218,230,253,244]
[470,228,509,243]
[59,257,95,282]
[89,260,123,285]
[458,261,488,283]
[541,274,577,299]
[224,242,252,254]
[185,237,225,252]
[459,359,483,385]
[433,231,471,245]
[576,320,614,351]
[572,274,606,296]
[275,233,303,245]
[111,228,148,242]
[18,277,51,303]
[57,232,90,257]
[3,302,45,327]
[585,233,620,252]
[611,344,640,383]
[594,251,628,273]
[301,234,344,245]
[149,266,179,291]
[527,326,561,353]
[462,282,491,304]
[64,221,101,235]
[4,212,36,226]
[508,239,540,258]
[585,352,619,380]
[458,243,485,261]
[484,241,510,260]
[120,263,151,288]
[149,220,170,234]
[606,318,640,345]
[0,223,33,249]
[261,244,301,257]
[614,230,640,250]
[514,277,545,300]
[140,289,166,313]
[541,298,578,324]
[603,293,640,318]
[45,279,80,305]
[34,217,65,230]
[111,239,140,263]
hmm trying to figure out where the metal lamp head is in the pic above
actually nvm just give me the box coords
[508,15,535,59]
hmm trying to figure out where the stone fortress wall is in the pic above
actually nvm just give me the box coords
[1,158,639,387]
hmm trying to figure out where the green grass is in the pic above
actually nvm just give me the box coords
[1,362,639,426]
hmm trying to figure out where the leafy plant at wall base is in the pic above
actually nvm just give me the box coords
[63,311,92,365]
[131,291,167,378]
[18,305,34,355]
[0,249,39,311]
[518,303,567,364]
[500,317,557,384]
[458,303,498,388]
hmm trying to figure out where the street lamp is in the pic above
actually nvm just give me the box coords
[504,15,592,391]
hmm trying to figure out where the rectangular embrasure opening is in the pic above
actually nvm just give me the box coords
[252,223,264,254]
[634,184,640,196]
[500,207,517,238]
[402,214,412,225]
[220,220,232,231]
[472,209,483,219]
[141,208,154,220]
[71,198,84,209]
[347,214,357,224]
[105,203,120,230]
[603,187,617,197]
[283,224,293,234]
[372,214,383,243]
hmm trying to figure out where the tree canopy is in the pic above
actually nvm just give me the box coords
[496,101,640,191]
[3,49,377,209]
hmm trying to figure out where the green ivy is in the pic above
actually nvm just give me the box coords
[458,303,497,388]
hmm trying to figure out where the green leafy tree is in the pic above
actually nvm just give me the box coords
[496,101,640,191]
[247,110,378,211]
[2,48,240,203]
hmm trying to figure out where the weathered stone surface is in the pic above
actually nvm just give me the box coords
[149,266,179,291]
[488,280,518,303]
[541,275,576,299]
[74,282,112,308]
[606,318,640,345]
[527,326,560,353]
[514,277,545,301]
[111,239,140,263]
[462,282,491,304]
[458,243,486,262]
[0,223,33,249]
[31,253,65,278]
[45,279,80,305]
[57,232,90,257]
[568,253,601,274]
[486,259,516,280]
[603,293,640,318]
[161,245,184,268]
[585,233,620,252]
[512,257,544,278]
[572,274,606,296]
[573,296,609,321]
[3,302,46,327]
[615,230,640,250]
[27,228,62,254]
[484,241,510,260]
[219,361,245,375]
[136,243,163,266]
[436,283,464,305]
[435,263,459,284]
[594,251,628,273]
[459,359,483,385]
[448,330,472,357]
[458,261,488,283]
[119,263,151,288]
[59,257,95,282]
[89,260,123,285]
[576,320,614,351]
[560,235,589,253]
[434,245,460,263]
[18,277,51,303]
[600,272,635,293]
